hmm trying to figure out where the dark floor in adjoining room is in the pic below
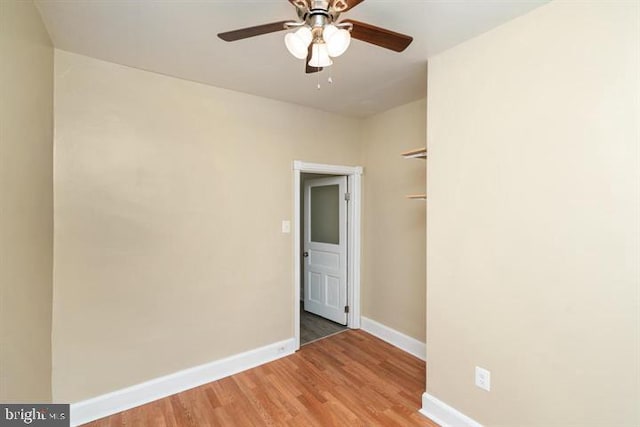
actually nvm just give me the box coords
[300,302,347,345]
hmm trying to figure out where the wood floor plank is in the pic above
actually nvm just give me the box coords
[82,330,437,426]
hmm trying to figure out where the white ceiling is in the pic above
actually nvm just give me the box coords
[36,0,548,117]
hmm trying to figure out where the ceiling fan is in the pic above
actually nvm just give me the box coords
[218,0,413,74]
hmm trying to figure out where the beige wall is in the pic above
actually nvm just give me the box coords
[0,0,54,402]
[426,1,639,426]
[52,50,363,402]
[362,99,426,341]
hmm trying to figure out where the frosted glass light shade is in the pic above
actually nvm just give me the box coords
[323,24,338,41]
[285,26,312,59]
[323,24,351,57]
[308,43,333,67]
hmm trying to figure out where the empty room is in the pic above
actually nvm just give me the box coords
[1,0,638,426]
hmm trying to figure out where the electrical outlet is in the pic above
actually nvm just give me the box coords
[475,366,491,391]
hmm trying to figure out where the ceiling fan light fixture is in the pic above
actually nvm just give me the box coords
[323,25,351,57]
[308,42,333,68]
[322,24,338,40]
[284,26,312,59]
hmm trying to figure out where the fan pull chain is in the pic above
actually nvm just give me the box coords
[328,55,336,85]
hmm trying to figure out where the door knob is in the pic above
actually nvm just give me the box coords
[303,252,309,258]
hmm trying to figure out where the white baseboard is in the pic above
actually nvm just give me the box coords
[419,393,483,427]
[360,316,426,361]
[70,338,296,426]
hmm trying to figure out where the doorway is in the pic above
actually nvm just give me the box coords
[300,174,347,345]
[293,161,363,350]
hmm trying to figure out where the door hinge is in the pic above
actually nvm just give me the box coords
[344,192,351,201]
[344,305,350,313]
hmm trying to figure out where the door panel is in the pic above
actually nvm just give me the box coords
[309,272,323,302]
[309,250,340,269]
[304,176,347,325]
[326,276,340,307]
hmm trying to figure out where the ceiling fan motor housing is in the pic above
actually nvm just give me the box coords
[310,14,329,40]
[305,1,338,36]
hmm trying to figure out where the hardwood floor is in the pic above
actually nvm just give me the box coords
[84,330,438,426]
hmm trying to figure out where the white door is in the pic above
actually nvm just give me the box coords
[303,176,348,325]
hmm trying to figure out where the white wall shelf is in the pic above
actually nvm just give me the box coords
[402,147,427,200]
[401,147,427,159]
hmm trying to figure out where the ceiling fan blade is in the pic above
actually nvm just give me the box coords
[305,63,323,73]
[341,19,413,52]
[305,44,323,74]
[332,0,365,12]
[218,21,290,42]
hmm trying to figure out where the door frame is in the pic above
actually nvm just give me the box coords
[293,160,363,350]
